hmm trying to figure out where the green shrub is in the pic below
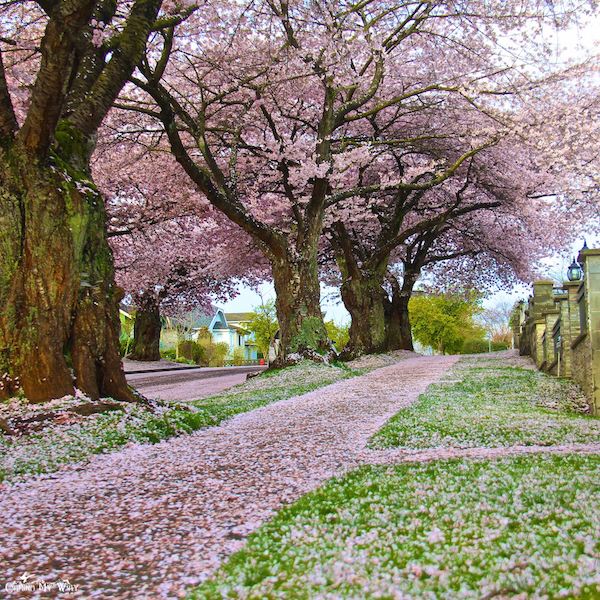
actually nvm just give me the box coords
[197,338,229,366]
[232,347,246,365]
[210,342,229,366]
[461,339,510,354]
[325,320,349,351]
[177,340,202,363]
[160,348,177,361]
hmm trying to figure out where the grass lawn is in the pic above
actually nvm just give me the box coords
[370,357,600,450]
[0,361,356,483]
[193,454,600,599]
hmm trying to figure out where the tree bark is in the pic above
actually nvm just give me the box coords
[271,251,330,364]
[128,300,161,362]
[0,145,134,402]
[384,272,418,351]
[0,0,163,403]
[384,293,413,351]
[339,272,387,358]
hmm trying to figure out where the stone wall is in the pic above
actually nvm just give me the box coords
[572,333,593,402]
[514,249,600,415]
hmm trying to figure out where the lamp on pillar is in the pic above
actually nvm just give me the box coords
[582,239,589,251]
[567,257,582,282]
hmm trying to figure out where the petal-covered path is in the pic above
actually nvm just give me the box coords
[0,355,457,598]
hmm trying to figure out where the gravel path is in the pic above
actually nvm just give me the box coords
[0,355,457,599]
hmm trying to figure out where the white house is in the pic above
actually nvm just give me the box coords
[184,307,260,361]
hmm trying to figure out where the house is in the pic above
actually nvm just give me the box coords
[165,306,259,361]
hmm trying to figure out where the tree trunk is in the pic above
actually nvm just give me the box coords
[339,272,387,358]
[128,300,161,361]
[271,252,330,364]
[0,146,134,402]
[384,272,417,352]
[384,294,414,351]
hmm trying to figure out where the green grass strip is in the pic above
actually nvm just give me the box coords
[370,361,600,450]
[193,454,600,599]
[0,362,355,482]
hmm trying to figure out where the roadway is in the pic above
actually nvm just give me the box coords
[126,365,266,402]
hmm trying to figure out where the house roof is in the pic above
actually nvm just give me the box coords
[225,312,254,323]
[169,305,224,330]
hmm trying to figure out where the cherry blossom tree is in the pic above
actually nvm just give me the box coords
[122,0,597,363]
[97,143,267,360]
[0,0,199,401]
[324,145,535,355]
[321,43,600,357]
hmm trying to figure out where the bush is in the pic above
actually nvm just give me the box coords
[461,339,510,354]
[177,340,202,363]
[197,338,229,366]
[210,342,229,367]
[232,347,246,366]
[160,348,177,361]
[325,320,349,352]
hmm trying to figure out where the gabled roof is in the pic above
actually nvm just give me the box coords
[169,305,224,330]
[225,312,254,323]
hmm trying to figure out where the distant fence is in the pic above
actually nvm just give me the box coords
[512,248,600,415]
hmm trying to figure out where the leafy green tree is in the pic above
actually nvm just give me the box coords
[409,293,485,354]
[248,299,279,360]
[325,320,350,352]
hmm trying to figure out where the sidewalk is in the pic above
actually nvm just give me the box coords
[0,355,456,598]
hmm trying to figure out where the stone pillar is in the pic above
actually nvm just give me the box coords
[511,300,525,350]
[575,249,600,414]
[561,282,581,377]
[519,304,531,356]
[528,280,555,368]
[541,308,560,372]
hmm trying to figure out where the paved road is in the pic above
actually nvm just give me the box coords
[126,365,266,402]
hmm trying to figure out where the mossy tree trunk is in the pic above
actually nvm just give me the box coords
[0,0,163,402]
[0,147,135,402]
[271,250,330,365]
[331,222,389,358]
[339,272,387,358]
[128,297,162,361]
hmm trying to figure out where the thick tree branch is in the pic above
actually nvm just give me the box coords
[18,0,97,154]
[67,0,163,141]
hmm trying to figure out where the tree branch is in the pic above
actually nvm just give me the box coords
[17,0,97,154]
[67,0,163,141]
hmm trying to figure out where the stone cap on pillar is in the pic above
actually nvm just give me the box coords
[577,248,600,264]
[532,279,555,285]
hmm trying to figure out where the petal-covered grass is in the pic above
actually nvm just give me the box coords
[0,362,356,483]
[370,356,600,450]
[192,454,600,599]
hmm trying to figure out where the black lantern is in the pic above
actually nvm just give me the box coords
[567,257,582,281]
